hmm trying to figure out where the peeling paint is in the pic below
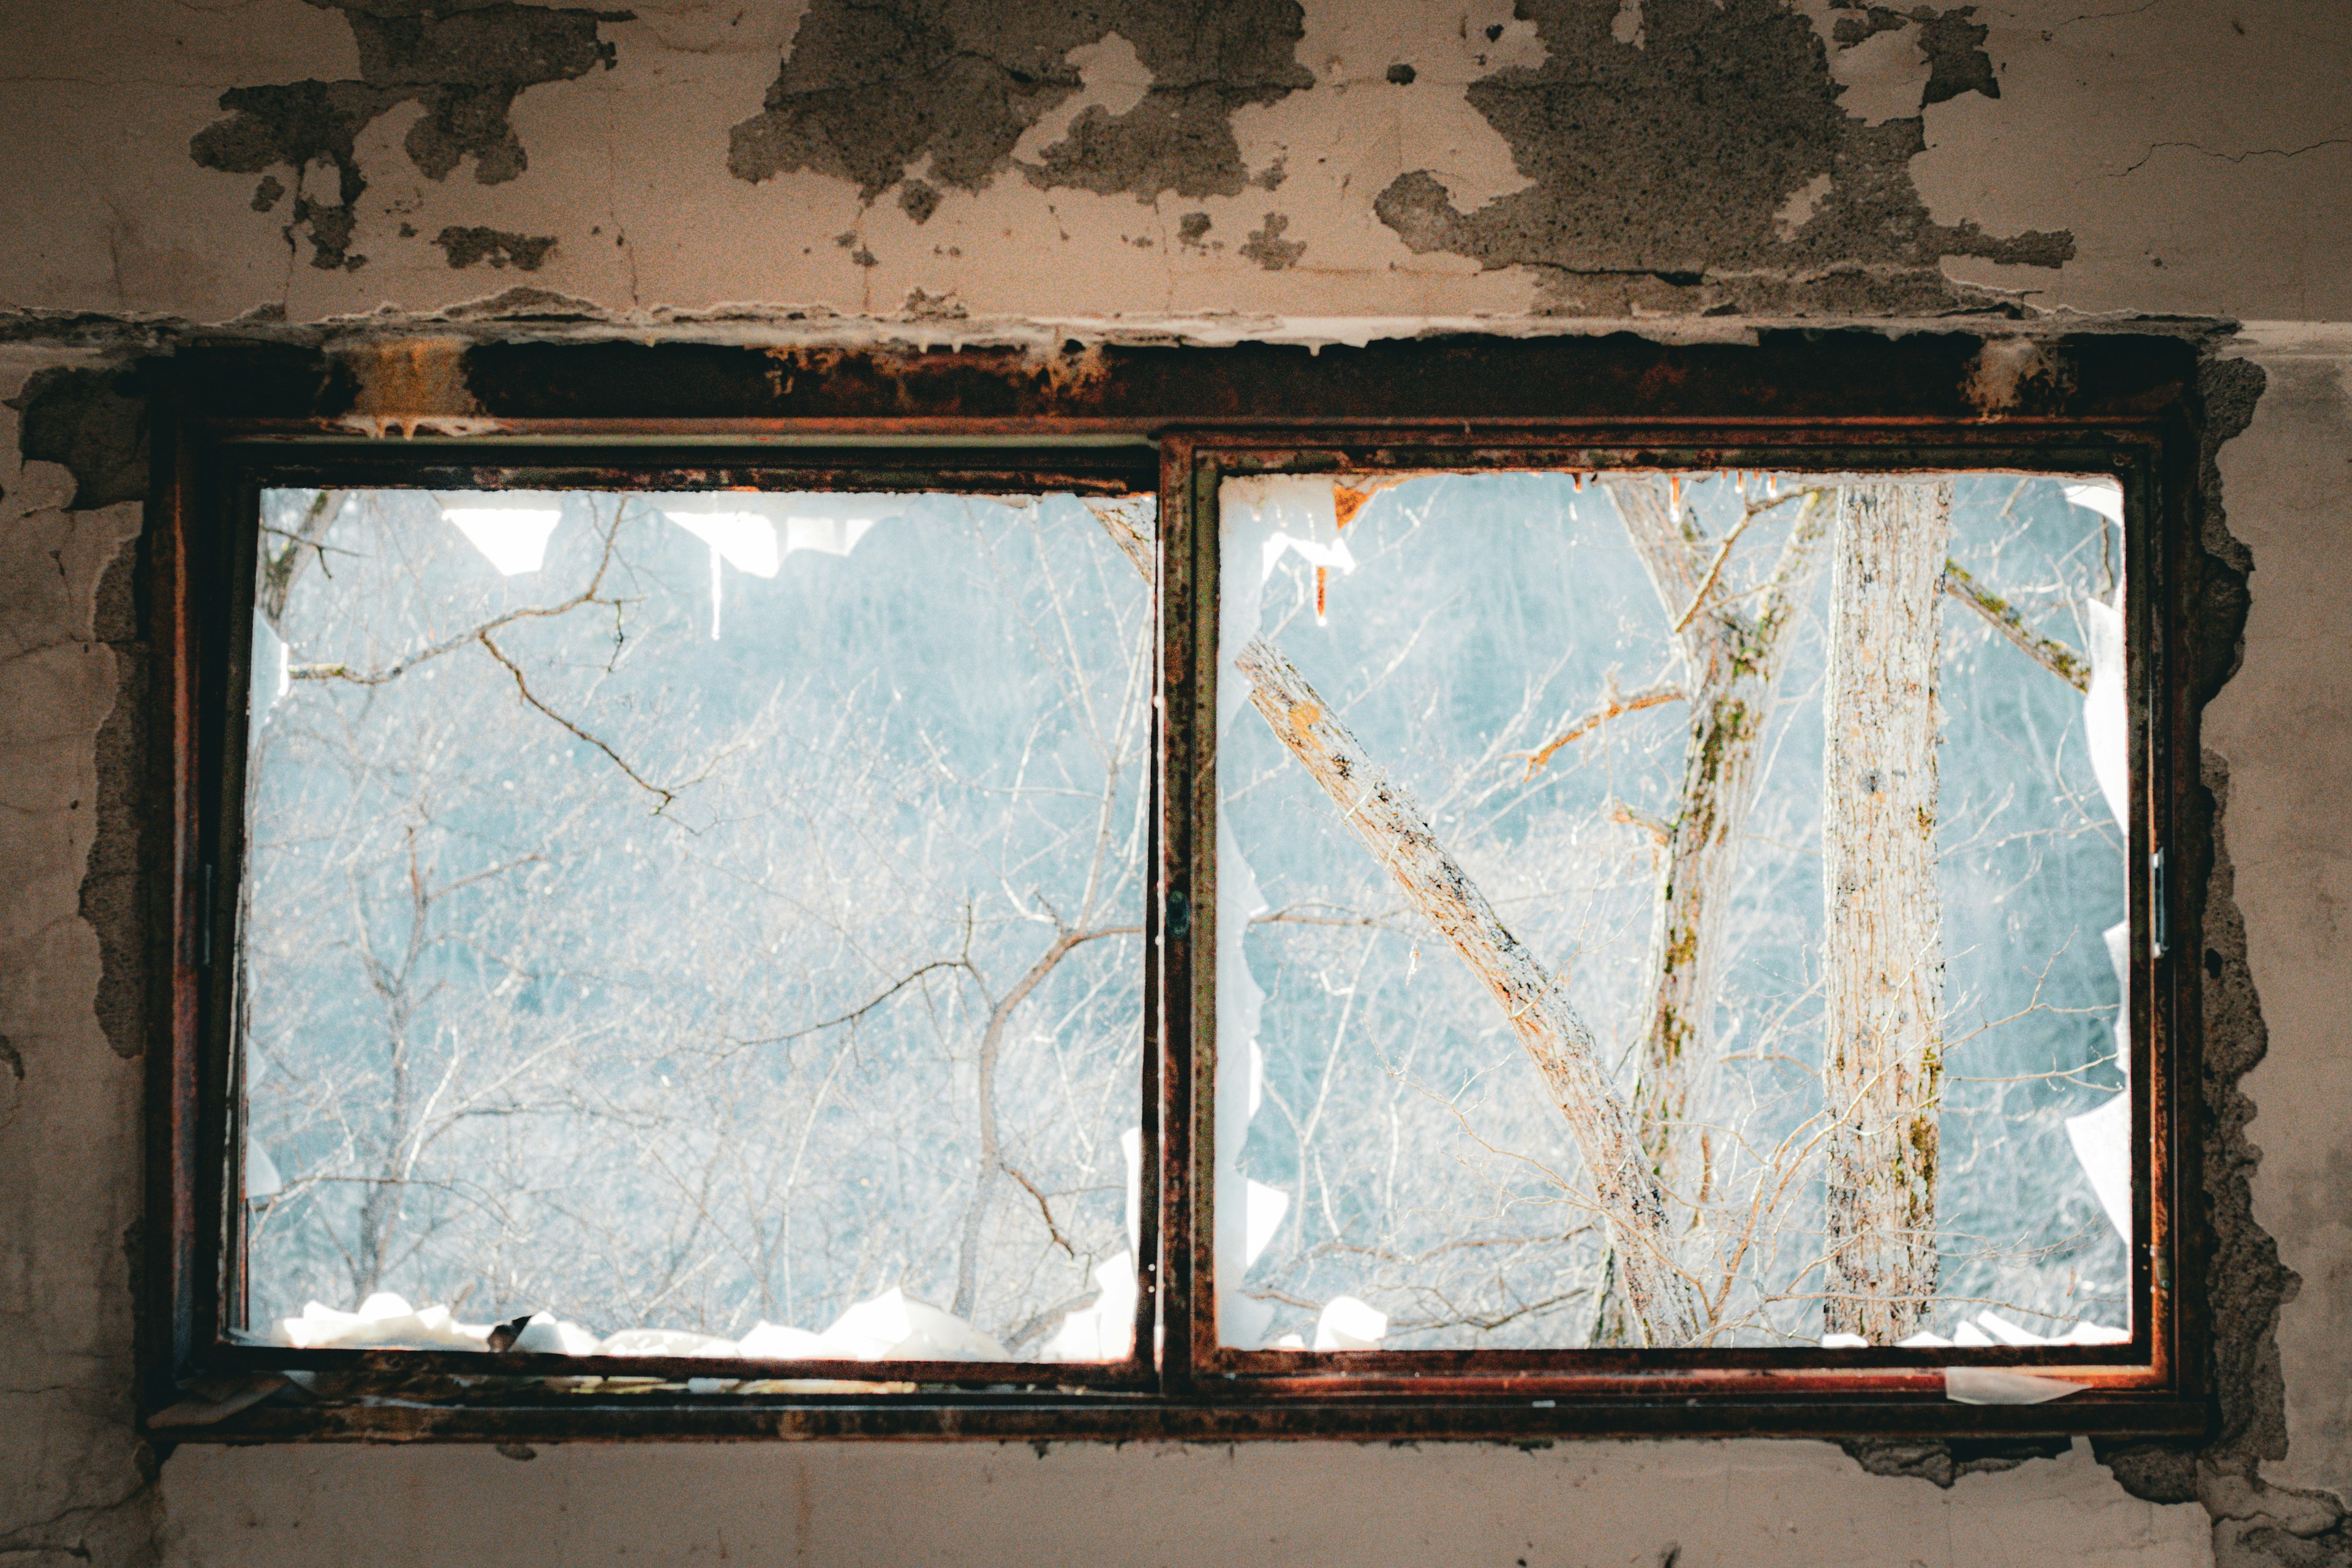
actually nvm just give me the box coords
[726,0,1313,203]
[6,366,147,511]
[1828,4,1997,109]
[1373,0,2069,314]
[187,1,631,271]
[1911,7,2000,106]
[1240,213,1305,270]
[434,227,559,271]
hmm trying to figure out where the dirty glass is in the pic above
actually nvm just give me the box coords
[1214,470,2134,1353]
[238,486,1150,1365]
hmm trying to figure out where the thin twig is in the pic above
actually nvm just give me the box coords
[1001,1164,1077,1258]
[1671,488,1830,633]
[476,630,678,813]
[1514,679,1686,779]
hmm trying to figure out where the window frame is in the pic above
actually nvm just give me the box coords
[1164,433,2178,1396]
[140,335,2212,1442]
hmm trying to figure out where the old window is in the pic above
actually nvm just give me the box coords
[146,336,2206,1439]
[237,481,1151,1374]
[1200,462,2137,1370]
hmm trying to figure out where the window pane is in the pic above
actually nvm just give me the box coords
[241,487,1149,1365]
[1214,471,2130,1352]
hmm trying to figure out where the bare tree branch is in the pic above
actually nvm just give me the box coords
[1234,638,1702,1345]
[477,631,679,814]
[1515,677,1686,779]
[1940,559,2092,693]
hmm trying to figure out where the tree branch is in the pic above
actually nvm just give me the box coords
[1940,559,2092,693]
[1234,637,1702,1345]
[476,631,679,813]
[1090,497,1702,1345]
[1671,488,1831,633]
[1515,678,1686,779]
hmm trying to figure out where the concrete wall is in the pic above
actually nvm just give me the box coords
[1,2,2346,1563]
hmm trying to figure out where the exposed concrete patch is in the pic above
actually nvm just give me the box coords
[6,366,148,512]
[1912,7,2000,106]
[0,347,163,1568]
[1371,0,2068,314]
[1826,4,1997,107]
[898,179,942,225]
[726,0,1313,202]
[187,1,632,271]
[1841,1435,2071,1489]
[432,227,558,272]
[1240,213,1306,270]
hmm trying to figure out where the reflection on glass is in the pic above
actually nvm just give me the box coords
[1215,471,2131,1352]
[240,488,1149,1364]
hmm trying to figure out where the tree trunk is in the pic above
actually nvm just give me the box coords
[1585,480,1829,1343]
[1820,481,1949,1341]
[1234,638,1703,1346]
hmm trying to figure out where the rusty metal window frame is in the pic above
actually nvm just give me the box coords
[139,336,2212,1442]
[1161,433,2184,1413]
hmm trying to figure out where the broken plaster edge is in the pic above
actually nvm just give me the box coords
[0,297,2250,360]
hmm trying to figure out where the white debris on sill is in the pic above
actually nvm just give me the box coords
[275,1283,1022,1363]
[813,1287,1009,1360]
[1944,1366,2089,1405]
[1970,1310,2132,1347]
[278,1292,493,1351]
[598,1327,740,1357]
[1037,1253,1139,1363]
[1313,1295,1388,1351]
[1822,1310,2129,1352]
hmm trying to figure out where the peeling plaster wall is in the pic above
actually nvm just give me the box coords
[1,1,2348,1564]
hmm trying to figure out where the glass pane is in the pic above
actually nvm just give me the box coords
[1215,471,2130,1352]
[240,486,1150,1365]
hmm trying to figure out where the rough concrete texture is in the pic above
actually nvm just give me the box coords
[2207,329,2352,1514]
[0,350,159,1567]
[0,0,2349,1563]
